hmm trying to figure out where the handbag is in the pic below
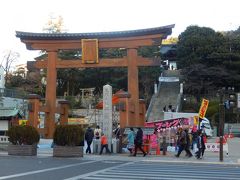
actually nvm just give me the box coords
[127,144,134,149]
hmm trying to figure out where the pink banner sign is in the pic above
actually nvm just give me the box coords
[145,118,189,129]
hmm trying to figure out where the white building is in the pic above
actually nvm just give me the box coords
[0,66,5,89]
[14,63,28,78]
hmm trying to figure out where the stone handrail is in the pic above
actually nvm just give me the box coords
[175,93,183,112]
[145,94,156,121]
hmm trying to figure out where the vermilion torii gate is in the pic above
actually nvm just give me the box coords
[16,24,174,138]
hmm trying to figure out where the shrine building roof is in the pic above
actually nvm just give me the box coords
[0,107,23,119]
[16,24,175,40]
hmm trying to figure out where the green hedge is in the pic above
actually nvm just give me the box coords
[53,125,84,146]
[7,125,40,145]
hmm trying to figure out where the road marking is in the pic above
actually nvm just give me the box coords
[68,161,240,180]
[143,159,240,166]
[101,160,119,164]
[64,161,135,180]
[0,161,97,180]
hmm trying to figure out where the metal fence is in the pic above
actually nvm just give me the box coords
[0,88,28,99]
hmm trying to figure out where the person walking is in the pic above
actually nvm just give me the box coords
[175,127,187,157]
[127,127,135,155]
[133,127,147,157]
[195,130,206,159]
[201,132,207,157]
[85,126,94,154]
[99,133,111,155]
[191,126,198,153]
[94,125,102,139]
[184,128,193,157]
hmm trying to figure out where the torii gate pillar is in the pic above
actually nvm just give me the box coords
[127,48,141,126]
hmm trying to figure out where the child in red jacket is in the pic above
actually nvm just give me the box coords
[99,133,111,155]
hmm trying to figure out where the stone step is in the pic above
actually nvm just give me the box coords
[147,70,181,121]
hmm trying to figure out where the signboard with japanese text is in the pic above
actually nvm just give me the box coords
[198,98,209,119]
[145,118,190,130]
[194,116,199,125]
[159,77,179,82]
[68,118,88,124]
[205,143,228,154]
[124,127,155,135]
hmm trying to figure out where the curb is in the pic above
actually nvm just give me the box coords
[1,151,240,165]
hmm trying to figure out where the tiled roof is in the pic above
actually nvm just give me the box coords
[0,107,22,118]
[16,24,175,40]
[160,44,177,54]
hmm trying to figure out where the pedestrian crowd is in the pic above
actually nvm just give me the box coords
[84,124,206,160]
[163,104,175,112]
[84,125,111,155]
[84,125,147,157]
[175,126,206,159]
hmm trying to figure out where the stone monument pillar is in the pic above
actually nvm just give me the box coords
[103,84,112,149]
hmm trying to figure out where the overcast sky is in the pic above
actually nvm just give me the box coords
[0,0,239,65]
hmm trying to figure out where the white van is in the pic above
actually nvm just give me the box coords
[200,118,213,137]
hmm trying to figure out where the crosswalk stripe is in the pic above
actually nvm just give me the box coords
[80,161,240,180]
[64,161,135,180]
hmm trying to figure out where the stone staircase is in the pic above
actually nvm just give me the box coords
[147,70,181,122]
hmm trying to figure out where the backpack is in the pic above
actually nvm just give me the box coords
[179,131,187,145]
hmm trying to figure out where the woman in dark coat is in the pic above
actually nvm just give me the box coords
[133,127,147,157]
[195,130,206,159]
[85,127,94,154]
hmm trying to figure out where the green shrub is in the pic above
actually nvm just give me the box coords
[53,125,84,146]
[7,125,40,145]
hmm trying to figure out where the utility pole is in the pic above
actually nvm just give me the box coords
[219,91,225,162]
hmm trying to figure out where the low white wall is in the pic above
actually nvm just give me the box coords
[0,136,9,143]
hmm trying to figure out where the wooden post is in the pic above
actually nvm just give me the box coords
[58,100,69,125]
[139,99,146,123]
[115,92,131,128]
[45,51,57,138]
[28,94,40,128]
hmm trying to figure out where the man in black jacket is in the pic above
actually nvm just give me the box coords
[133,127,147,157]
[85,127,94,154]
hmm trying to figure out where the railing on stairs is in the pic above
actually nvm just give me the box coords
[145,73,163,122]
[176,81,183,112]
[176,93,183,112]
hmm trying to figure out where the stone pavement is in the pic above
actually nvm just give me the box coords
[0,137,239,165]
[83,137,240,165]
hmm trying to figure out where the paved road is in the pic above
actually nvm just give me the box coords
[0,157,239,180]
[0,137,239,179]
[0,156,125,180]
